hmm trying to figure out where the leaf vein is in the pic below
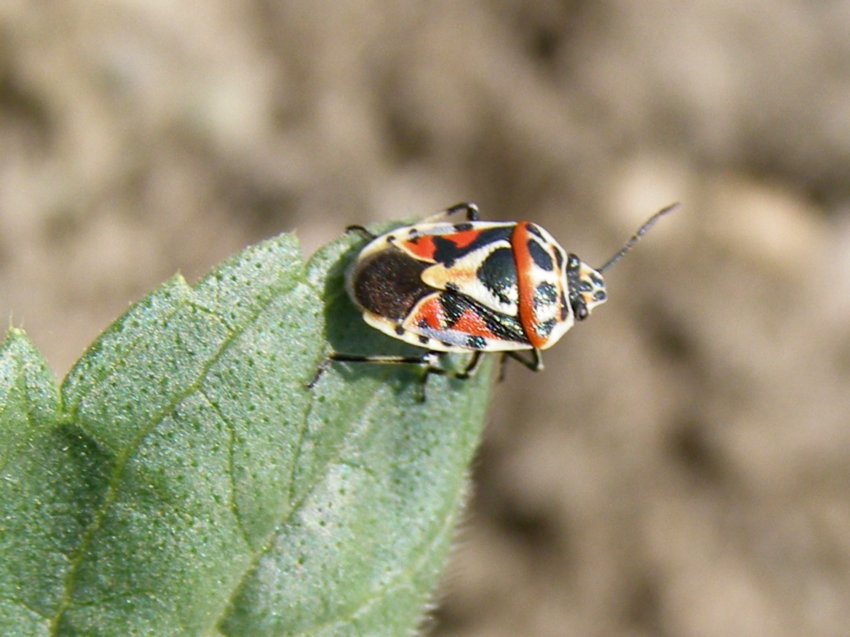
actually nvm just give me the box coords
[199,389,253,550]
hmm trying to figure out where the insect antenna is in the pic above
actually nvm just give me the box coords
[598,202,680,273]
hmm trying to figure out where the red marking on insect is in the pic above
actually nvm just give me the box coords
[401,235,437,261]
[452,308,496,340]
[413,295,444,331]
[510,221,547,349]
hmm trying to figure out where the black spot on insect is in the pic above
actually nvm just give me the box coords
[466,335,486,349]
[418,334,430,345]
[454,222,474,232]
[350,247,431,320]
[578,281,593,292]
[407,235,420,244]
[526,224,545,240]
[567,254,581,271]
[477,304,526,343]
[594,290,607,302]
[554,247,565,271]
[527,240,553,271]
[430,235,462,264]
[395,324,405,336]
[533,283,558,310]
[433,227,513,264]
[536,319,556,338]
[445,281,460,293]
[439,292,466,325]
[440,291,526,343]
[590,273,604,287]
[476,248,517,305]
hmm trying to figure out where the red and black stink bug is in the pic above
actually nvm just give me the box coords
[310,202,677,391]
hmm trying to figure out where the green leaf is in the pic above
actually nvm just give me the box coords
[0,329,109,636]
[0,228,491,636]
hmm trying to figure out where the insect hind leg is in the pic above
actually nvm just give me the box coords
[308,349,484,401]
[344,225,377,240]
[308,350,446,397]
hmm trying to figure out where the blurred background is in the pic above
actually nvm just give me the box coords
[2,2,850,635]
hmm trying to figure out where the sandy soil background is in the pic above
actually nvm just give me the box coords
[3,2,850,636]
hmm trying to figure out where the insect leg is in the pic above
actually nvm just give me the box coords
[497,353,510,382]
[455,351,484,379]
[422,202,480,223]
[345,225,377,240]
[446,202,480,221]
[307,358,333,388]
[308,350,485,400]
[406,352,486,400]
[307,350,448,390]
[327,351,485,380]
[505,348,544,373]
[328,351,443,369]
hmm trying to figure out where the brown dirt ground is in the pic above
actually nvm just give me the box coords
[3,2,850,636]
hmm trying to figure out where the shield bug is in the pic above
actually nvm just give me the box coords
[310,202,677,391]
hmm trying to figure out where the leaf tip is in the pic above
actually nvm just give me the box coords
[1,325,34,353]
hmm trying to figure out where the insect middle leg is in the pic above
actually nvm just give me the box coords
[422,202,480,223]
[498,348,544,381]
[347,202,479,242]
[454,350,484,379]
